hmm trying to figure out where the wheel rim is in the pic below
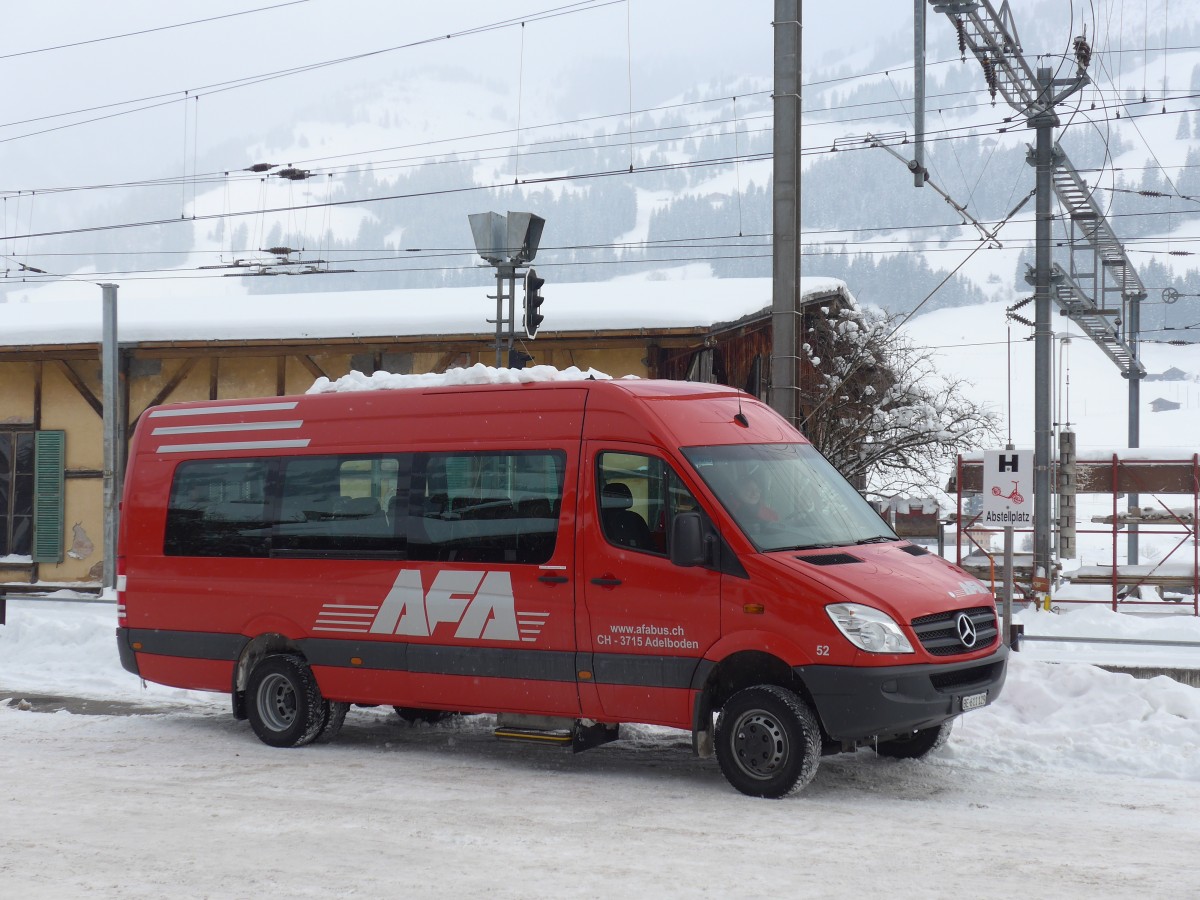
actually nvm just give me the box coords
[731,708,790,780]
[256,672,297,732]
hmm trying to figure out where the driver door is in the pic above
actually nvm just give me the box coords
[576,443,722,728]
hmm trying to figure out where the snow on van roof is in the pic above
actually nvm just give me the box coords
[307,362,618,393]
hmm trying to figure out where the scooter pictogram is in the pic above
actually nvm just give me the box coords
[991,480,1024,504]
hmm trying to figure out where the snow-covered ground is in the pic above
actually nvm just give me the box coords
[3,596,1200,898]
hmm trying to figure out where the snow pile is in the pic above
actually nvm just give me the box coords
[307,363,615,394]
[953,657,1200,782]
[0,599,222,708]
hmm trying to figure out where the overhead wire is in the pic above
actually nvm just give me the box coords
[0,1,315,61]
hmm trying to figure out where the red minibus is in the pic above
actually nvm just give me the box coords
[117,378,1007,797]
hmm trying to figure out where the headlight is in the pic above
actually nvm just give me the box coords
[825,603,914,654]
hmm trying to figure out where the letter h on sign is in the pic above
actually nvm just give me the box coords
[999,454,1019,473]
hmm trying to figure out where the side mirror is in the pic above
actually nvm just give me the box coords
[670,511,707,567]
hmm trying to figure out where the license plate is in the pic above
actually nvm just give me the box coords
[961,691,988,711]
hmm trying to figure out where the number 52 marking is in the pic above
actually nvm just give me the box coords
[815,644,830,657]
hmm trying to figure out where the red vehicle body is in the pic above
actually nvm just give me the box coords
[117,379,1007,797]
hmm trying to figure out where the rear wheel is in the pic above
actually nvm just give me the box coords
[715,685,821,798]
[874,720,953,759]
[246,655,328,748]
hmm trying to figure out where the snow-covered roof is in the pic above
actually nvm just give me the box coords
[0,276,851,347]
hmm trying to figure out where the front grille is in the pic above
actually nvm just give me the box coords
[795,552,862,566]
[910,606,998,656]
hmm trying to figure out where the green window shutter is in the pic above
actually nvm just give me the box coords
[33,430,66,563]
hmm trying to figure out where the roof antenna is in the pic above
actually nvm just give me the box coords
[734,392,749,428]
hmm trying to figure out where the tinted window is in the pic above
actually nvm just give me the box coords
[164,450,565,564]
[165,460,271,557]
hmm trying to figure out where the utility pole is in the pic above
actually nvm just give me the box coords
[100,283,124,591]
[1030,67,1057,595]
[913,0,927,187]
[771,0,801,428]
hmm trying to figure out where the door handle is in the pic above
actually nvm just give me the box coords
[538,574,569,584]
[590,576,622,587]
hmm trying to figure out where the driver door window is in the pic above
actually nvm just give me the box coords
[596,452,699,556]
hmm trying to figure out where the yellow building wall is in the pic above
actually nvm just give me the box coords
[41,364,106,582]
[42,363,104,470]
[128,357,212,421]
[0,361,36,424]
[218,357,278,399]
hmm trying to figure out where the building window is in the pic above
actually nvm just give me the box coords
[0,430,35,561]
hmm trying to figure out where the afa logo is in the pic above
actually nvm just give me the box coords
[314,570,549,643]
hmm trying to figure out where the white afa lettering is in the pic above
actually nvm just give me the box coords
[369,569,521,640]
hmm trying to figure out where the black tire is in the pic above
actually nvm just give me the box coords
[715,685,821,798]
[393,706,452,724]
[316,701,350,743]
[246,655,328,748]
[874,720,953,759]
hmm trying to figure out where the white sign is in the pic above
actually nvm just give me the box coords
[981,449,1033,526]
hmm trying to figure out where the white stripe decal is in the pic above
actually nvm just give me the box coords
[151,420,303,436]
[149,401,299,418]
[156,439,311,453]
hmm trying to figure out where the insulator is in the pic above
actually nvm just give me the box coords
[982,57,997,100]
[1073,35,1091,69]
[956,17,967,59]
[246,162,276,173]
[264,246,296,256]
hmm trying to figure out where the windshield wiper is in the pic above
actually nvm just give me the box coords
[855,535,897,545]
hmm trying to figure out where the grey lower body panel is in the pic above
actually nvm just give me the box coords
[796,644,1009,741]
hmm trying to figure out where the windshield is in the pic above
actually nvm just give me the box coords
[682,443,896,552]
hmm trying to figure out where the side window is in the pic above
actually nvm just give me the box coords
[163,450,565,564]
[273,456,398,557]
[410,451,564,565]
[165,459,271,557]
[597,452,701,556]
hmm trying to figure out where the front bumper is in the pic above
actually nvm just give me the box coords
[796,643,1009,742]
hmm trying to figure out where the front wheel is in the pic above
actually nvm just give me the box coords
[246,655,329,748]
[874,720,953,759]
[714,685,821,798]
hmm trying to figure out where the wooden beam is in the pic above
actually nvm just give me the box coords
[34,360,43,429]
[296,355,328,380]
[433,349,469,373]
[53,360,103,417]
[209,357,219,400]
[276,356,286,396]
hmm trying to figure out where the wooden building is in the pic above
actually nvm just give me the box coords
[0,276,855,585]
